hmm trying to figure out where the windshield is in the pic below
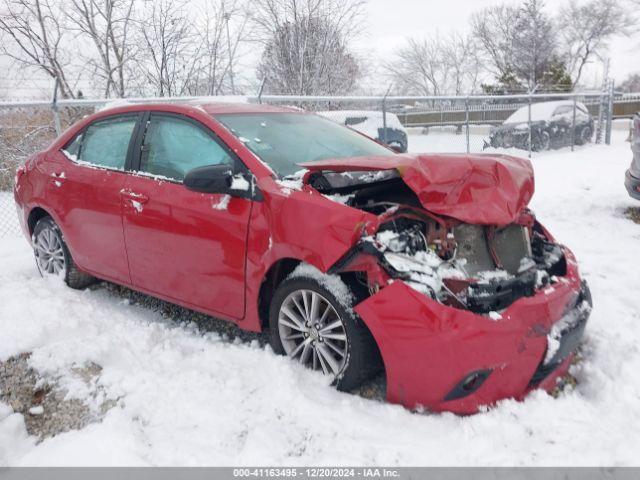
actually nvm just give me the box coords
[215,112,394,177]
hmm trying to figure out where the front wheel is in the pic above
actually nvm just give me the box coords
[268,267,381,391]
[32,216,96,289]
[534,131,551,151]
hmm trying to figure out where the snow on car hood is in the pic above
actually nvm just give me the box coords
[301,153,535,225]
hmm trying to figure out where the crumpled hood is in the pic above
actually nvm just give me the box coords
[301,153,535,225]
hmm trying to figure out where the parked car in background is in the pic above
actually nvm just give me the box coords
[14,101,591,414]
[626,113,640,200]
[318,110,408,153]
[487,100,594,152]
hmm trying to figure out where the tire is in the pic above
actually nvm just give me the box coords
[533,131,551,152]
[575,126,592,146]
[268,269,381,391]
[32,216,96,289]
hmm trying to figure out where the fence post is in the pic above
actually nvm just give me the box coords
[596,83,609,145]
[382,84,392,146]
[571,96,577,152]
[605,80,615,145]
[51,78,62,136]
[528,93,533,158]
[465,96,470,154]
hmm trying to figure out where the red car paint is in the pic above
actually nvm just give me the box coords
[302,153,534,226]
[355,249,582,414]
[14,102,588,414]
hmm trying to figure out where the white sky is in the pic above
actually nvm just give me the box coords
[354,0,640,91]
[0,0,638,99]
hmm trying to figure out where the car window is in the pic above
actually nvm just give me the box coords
[77,116,137,169]
[139,115,233,181]
[62,132,82,160]
[215,113,394,177]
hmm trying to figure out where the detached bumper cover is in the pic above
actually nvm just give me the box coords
[625,170,640,200]
[354,248,590,414]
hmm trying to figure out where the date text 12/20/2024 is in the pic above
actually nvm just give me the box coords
[233,468,400,478]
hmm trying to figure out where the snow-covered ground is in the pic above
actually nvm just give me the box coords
[1,132,640,466]
[408,129,489,153]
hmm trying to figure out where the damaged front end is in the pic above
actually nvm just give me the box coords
[301,153,591,413]
[332,206,565,316]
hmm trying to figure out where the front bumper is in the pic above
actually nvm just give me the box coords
[625,170,640,200]
[354,248,590,414]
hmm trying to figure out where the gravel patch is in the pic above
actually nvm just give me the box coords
[625,206,640,225]
[0,353,115,441]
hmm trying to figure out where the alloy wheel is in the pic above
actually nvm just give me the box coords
[34,226,66,276]
[278,289,348,376]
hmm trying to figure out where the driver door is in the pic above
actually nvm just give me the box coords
[121,112,252,320]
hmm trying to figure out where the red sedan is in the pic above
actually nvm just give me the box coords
[13,101,591,414]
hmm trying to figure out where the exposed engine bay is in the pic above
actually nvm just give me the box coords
[309,170,567,315]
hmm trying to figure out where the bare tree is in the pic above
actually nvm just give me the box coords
[511,0,558,89]
[0,0,76,98]
[559,0,631,87]
[384,37,449,96]
[64,0,136,98]
[472,0,563,91]
[442,33,483,95]
[619,73,640,92]
[197,0,251,95]
[133,0,202,97]
[470,4,518,80]
[384,33,482,96]
[253,0,364,95]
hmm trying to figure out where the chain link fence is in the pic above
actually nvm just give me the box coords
[1,89,635,238]
[259,89,618,155]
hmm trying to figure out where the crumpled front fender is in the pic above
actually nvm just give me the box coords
[354,248,585,414]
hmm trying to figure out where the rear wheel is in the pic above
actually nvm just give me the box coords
[32,216,96,289]
[575,126,592,145]
[269,269,381,391]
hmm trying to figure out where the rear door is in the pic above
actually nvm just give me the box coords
[49,113,140,283]
[121,112,252,319]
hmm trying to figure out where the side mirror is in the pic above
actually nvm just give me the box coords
[388,143,404,153]
[184,164,254,198]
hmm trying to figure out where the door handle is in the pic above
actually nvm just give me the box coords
[120,189,149,204]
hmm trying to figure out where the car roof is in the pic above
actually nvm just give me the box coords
[96,100,302,116]
[194,101,301,115]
